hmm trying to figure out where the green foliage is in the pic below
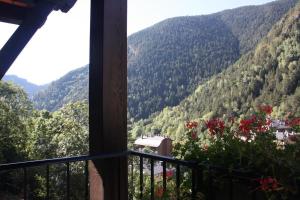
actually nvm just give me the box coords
[27,101,89,159]
[0,81,32,163]
[0,80,89,198]
[131,2,300,141]
[0,81,33,195]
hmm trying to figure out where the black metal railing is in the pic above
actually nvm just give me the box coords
[0,150,200,199]
[128,151,264,200]
[0,152,127,200]
[0,151,263,200]
[129,150,198,200]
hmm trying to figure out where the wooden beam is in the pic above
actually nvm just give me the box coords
[0,2,30,24]
[89,0,127,199]
[0,1,54,79]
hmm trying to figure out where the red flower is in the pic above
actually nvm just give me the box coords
[166,170,174,178]
[257,177,279,191]
[205,118,225,136]
[255,118,270,133]
[191,131,197,140]
[259,105,273,115]
[289,135,298,142]
[266,118,272,126]
[239,114,270,137]
[239,115,256,139]
[185,121,198,129]
[155,186,164,198]
[202,144,209,151]
[286,118,300,127]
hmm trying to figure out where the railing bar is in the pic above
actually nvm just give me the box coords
[208,167,213,200]
[66,162,70,200]
[198,166,203,192]
[130,150,194,167]
[229,176,233,200]
[129,157,134,200]
[251,191,256,200]
[23,167,27,200]
[176,164,180,200]
[139,156,143,200]
[1,150,260,179]
[1,151,263,200]
[85,160,89,200]
[118,157,122,200]
[251,187,256,200]
[46,165,50,200]
[0,151,128,171]
[150,158,154,200]
[192,167,197,199]
[163,161,167,192]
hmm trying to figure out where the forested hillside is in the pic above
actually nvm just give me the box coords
[128,0,298,119]
[130,2,300,141]
[32,0,297,119]
[33,66,88,111]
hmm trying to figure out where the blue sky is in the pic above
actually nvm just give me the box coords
[128,0,275,34]
[0,0,275,85]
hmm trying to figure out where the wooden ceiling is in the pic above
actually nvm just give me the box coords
[0,0,77,24]
[0,0,34,24]
[0,0,33,7]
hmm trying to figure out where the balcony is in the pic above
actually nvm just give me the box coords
[0,150,272,200]
[1,1,300,200]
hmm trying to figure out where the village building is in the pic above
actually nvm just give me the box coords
[134,136,172,157]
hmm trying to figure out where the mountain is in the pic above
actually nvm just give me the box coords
[130,2,300,140]
[33,0,298,116]
[128,0,298,119]
[3,75,46,97]
[33,66,88,111]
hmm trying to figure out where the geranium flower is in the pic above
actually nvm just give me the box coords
[239,114,270,137]
[257,177,279,191]
[239,115,256,139]
[259,105,273,115]
[205,118,225,136]
[266,118,272,126]
[255,118,270,133]
[191,131,197,140]
[155,186,164,198]
[202,144,209,151]
[286,118,300,127]
[186,121,198,129]
[166,170,173,178]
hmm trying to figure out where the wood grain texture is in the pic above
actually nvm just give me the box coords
[89,0,127,199]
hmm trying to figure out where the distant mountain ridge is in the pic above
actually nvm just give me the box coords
[32,0,298,116]
[3,75,47,97]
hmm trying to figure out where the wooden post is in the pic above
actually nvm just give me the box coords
[89,0,127,199]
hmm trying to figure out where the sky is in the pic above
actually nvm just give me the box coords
[0,0,275,85]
